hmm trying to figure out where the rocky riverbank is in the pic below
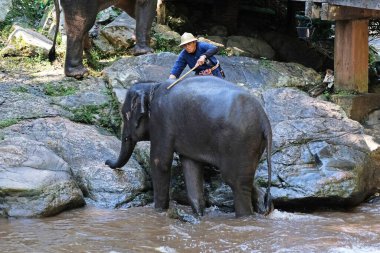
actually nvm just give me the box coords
[1,52,379,218]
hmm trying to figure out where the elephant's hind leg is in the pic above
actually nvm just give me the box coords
[181,157,205,216]
[221,163,255,218]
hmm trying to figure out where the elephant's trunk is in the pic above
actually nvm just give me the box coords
[105,137,136,169]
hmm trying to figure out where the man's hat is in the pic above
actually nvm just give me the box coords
[179,32,197,46]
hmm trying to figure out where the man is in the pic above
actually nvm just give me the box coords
[169,32,225,79]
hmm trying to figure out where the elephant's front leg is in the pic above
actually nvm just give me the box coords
[150,145,174,211]
[181,157,205,216]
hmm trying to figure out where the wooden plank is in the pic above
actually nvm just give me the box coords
[290,0,380,10]
[334,19,369,93]
[290,0,326,3]
[328,0,380,10]
[321,4,380,20]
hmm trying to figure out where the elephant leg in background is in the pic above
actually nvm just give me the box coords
[181,157,206,216]
[61,1,97,78]
[133,0,156,55]
[150,139,174,211]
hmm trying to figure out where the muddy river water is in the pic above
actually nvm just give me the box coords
[1,201,379,253]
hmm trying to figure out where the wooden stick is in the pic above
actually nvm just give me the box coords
[167,65,198,90]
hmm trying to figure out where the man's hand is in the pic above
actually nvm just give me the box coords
[196,55,207,66]
[169,74,177,79]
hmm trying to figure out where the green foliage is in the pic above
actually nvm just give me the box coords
[84,48,121,76]
[70,98,122,136]
[12,0,51,25]
[0,56,51,73]
[11,86,28,93]
[71,105,102,125]
[0,0,52,45]
[369,45,379,65]
[85,49,102,71]
[333,89,359,96]
[0,118,19,129]
[218,49,228,56]
[153,34,181,54]
[43,83,78,97]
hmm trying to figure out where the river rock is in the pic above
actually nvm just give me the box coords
[262,31,334,71]
[102,53,321,102]
[257,88,379,209]
[100,12,136,51]
[0,117,149,210]
[0,0,12,22]
[225,35,276,59]
[151,24,181,53]
[0,25,53,57]
[0,83,62,122]
[0,137,85,217]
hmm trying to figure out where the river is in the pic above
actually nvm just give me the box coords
[1,201,379,253]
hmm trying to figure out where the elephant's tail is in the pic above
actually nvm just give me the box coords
[264,121,273,215]
[48,0,60,62]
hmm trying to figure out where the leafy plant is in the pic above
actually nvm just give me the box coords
[0,118,19,129]
[0,0,53,46]
[43,83,78,96]
[11,86,28,93]
[70,101,122,136]
[153,34,181,53]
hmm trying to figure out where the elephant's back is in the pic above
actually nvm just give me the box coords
[163,76,249,102]
[158,76,267,126]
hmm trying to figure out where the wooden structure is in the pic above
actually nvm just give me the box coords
[291,0,380,93]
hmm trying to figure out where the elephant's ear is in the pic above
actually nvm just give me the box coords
[138,91,147,114]
[131,90,148,129]
[131,91,148,115]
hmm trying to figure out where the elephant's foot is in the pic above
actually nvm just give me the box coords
[133,44,153,56]
[65,65,89,79]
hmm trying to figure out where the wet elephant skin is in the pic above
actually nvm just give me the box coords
[106,76,273,217]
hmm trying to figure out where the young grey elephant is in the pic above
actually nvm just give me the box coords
[106,76,273,217]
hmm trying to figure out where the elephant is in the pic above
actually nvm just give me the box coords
[105,76,273,217]
[49,0,157,79]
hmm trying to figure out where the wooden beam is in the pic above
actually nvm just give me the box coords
[290,0,380,10]
[328,0,380,11]
[156,0,166,24]
[321,3,380,20]
[334,19,369,93]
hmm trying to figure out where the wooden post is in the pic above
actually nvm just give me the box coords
[334,19,369,93]
[156,0,166,24]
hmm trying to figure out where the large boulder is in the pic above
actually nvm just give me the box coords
[262,31,334,71]
[102,53,321,102]
[0,25,53,57]
[0,137,85,217]
[98,12,136,51]
[225,35,276,59]
[0,117,149,210]
[257,88,379,209]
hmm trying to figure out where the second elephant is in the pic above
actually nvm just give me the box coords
[49,0,157,78]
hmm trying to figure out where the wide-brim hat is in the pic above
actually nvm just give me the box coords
[179,32,198,46]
